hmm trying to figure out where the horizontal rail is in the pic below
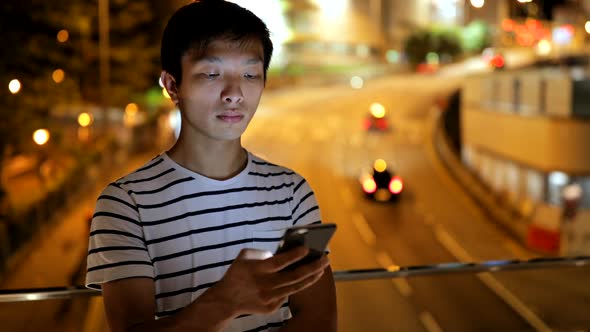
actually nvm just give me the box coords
[1,256,589,303]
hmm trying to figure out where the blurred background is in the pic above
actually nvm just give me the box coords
[1,0,589,331]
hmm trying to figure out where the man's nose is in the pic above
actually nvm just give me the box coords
[221,78,243,104]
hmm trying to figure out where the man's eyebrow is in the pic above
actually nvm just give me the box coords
[197,56,261,65]
[245,57,262,64]
[202,56,222,63]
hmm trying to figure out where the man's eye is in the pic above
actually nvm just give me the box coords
[197,73,219,79]
[244,74,260,80]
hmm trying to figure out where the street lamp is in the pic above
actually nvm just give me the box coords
[470,0,484,9]
[78,112,93,142]
[32,129,51,185]
[33,129,50,146]
[52,69,65,84]
[124,103,139,127]
[57,29,69,43]
[78,112,93,127]
[8,79,21,94]
[585,21,590,34]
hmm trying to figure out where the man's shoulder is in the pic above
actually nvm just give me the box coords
[248,152,302,178]
[102,153,174,194]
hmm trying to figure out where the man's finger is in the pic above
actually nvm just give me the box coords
[271,255,329,288]
[262,246,309,272]
[267,270,325,299]
[239,248,273,260]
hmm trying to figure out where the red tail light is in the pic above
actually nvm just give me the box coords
[362,178,377,194]
[491,55,505,68]
[389,176,403,194]
[376,118,388,130]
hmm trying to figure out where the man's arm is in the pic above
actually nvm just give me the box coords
[279,264,337,332]
[102,278,235,332]
[101,247,329,332]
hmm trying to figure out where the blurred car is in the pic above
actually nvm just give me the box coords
[416,62,439,74]
[359,159,404,202]
[362,102,390,131]
[482,48,505,70]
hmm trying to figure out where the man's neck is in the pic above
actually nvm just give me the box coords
[167,139,248,181]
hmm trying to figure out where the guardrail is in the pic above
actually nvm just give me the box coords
[1,255,588,303]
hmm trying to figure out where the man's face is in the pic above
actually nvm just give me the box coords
[175,39,265,142]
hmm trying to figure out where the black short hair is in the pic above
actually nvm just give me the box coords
[161,0,274,86]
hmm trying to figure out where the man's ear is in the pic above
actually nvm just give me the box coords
[161,71,180,105]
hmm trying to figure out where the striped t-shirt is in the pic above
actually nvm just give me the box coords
[85,151,322,332]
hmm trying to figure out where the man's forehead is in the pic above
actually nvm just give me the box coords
[185,39,264,63]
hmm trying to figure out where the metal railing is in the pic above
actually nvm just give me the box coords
[1,255,589,303]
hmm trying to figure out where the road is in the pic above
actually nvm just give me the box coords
[244,74,590,332]
[1,72,589,332]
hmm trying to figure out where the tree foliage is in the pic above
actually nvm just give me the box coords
[461,20,492,54]
[0,0,175,190]
[404,21,491,66]
[404,29,461,66]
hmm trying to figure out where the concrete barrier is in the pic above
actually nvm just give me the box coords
[432,110,531,247]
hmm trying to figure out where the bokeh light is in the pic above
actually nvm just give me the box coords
[470,0,484,8]
[9,79,21,94]
[125,103,138,115]
[52,69,65,83]
[78,112,93,127]
[57,29,69,43]
[369,102,386,118]
[350,76,364,89]
[373,159,387,172]
[33,129,50,146]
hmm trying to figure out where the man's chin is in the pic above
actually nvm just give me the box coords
[213,130,246,141]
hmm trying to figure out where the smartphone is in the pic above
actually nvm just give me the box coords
[275,223,337,270]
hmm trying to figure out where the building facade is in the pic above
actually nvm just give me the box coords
[461,68,590,254]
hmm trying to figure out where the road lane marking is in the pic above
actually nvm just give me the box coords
[376,251,413,297]
[352,212,376,246]
[376,251,394,268]
[424,213,435,226]
[503,240,533,260]
[414,201,425,216]
[419,311,444,332]
[434,224,553,332]
[340,186,355,208]
[392,277,413,297]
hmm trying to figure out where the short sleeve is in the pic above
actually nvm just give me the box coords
[85,184,154,290]
[290,173,322,227]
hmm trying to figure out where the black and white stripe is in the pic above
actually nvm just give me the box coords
[86,151,321,331]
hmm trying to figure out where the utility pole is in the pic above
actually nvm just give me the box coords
[98,0,110,108]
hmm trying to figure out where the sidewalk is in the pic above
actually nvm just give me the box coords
[2,153,76,212]
[0,150,158,332]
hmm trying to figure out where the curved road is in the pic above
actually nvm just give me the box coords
[244,74,590,332]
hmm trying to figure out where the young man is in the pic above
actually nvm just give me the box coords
[85,1,337,331]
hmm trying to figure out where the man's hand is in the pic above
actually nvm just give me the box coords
[206,247,330,316]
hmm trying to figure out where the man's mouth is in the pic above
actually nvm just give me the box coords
[216,111,244,123]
